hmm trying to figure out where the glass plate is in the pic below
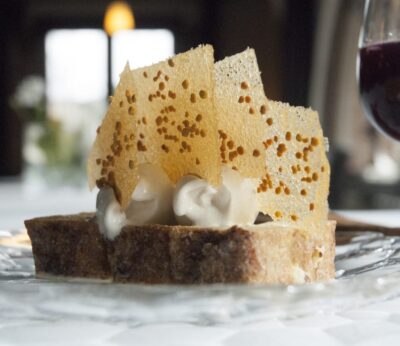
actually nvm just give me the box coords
[1,229,400,325]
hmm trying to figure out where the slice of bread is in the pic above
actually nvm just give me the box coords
[25,214,335,284]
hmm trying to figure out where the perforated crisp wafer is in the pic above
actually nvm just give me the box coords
[215,49,267,177]
[87,45,330,227]
[130,45,220,185]
[257,101,330,226]
[87,64,138,208]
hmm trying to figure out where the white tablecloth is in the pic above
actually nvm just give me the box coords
[1,179,400,345]
[0,300,400,346]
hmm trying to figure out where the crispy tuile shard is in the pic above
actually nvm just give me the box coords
[87,46,330,230]
[214,48,267,177]
[130,45,220,185]
[87,63,138,208]
[257,101,330,227]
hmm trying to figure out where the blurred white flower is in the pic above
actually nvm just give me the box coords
[14,75,45,108]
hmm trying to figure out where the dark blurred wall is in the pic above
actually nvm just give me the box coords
[0,2,23,175]
[0,0,316,176]
[199,0,316,103]
[210,1,285,101]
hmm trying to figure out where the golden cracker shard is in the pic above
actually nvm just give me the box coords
[257,101,330,226]
[87,63,138,208]
[87,45,330,228]
[130,44,221,185]
[215,48,267,177]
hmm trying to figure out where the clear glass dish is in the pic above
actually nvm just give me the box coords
[1,229,400,325]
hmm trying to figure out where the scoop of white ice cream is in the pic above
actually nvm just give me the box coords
[173,167,259,227]
[96,164,174,239]
[97,165,259,239]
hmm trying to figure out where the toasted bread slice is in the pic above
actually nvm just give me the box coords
[25,214,335,284]
[25,213,111,279]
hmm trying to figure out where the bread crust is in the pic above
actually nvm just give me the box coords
[25,213,111,279]
[25,214,335,284]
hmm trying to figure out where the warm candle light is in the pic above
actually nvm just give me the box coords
[103,1,135,36]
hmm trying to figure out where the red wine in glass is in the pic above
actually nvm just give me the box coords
[359,41,400,140]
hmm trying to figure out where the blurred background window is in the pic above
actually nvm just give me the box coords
[45,28,175,99]
[112,29,174,87]
[45,29,108,159]
[45,29,108,104]
[44,27,174,167]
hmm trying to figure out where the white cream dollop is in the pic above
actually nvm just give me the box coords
[96,164,174,239]
[173,167,259,227]
[96,187,127,239]
[97,165,260,239]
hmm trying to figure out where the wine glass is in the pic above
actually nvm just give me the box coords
[358,0,400,141]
